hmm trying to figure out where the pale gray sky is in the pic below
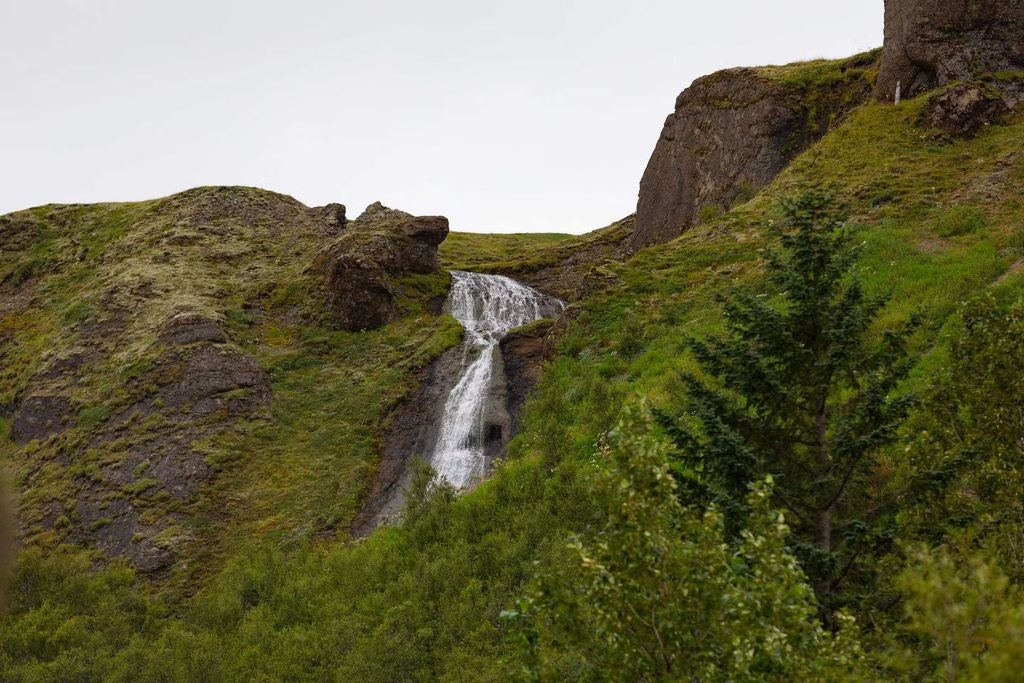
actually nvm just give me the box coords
[1,1,881,233]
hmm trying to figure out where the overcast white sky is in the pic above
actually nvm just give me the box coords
[1,1,882,233]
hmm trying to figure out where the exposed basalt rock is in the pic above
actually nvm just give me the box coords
[11,394,75,444]
[920,81,1024,138]
[2,186,357,575]
[159,345,270,414]
[159,311,227,345]
[500,319,556,429]
[318,254,398,331]
[351,341,467,536]
[310,203,347,234]
[876,0,1024,102]
[634,54,877,249]
[312,203,449,331]
[352,202,449,247]
[61,343,271,573]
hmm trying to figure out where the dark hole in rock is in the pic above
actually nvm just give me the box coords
[486,424,503,445]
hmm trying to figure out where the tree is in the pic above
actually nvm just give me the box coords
[505,406,866,682]
[658,189,914,620]
[897,294,1024,578]
[894,546,1024,682]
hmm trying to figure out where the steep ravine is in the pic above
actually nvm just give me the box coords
[352,271,563,535]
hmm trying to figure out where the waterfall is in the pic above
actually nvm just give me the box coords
[431,271,564,489]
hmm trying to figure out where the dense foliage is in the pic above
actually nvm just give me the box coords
[508,407,865,681]
[657,190,914,619]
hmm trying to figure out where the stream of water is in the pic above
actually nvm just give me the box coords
[431,271,563,488]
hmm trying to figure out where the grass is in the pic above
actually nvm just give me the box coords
[439,232,573,271]
[514,96,1024,472]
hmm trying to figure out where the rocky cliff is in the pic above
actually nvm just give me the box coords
[876,0,1024,102]
[310,202,449,331]
[0,187,459,576]
[633,52,879,249]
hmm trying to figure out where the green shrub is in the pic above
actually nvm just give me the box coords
[934,206,987,237]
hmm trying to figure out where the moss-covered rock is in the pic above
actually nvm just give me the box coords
[633,51,879,250]
[309,202,449,331]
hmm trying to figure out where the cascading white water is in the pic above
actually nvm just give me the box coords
[431,271,563,489]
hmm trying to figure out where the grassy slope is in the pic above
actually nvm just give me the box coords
[5,65,1024,677]
[0,188,461,588]
[521,93,1024,473]
[439,232,573,271]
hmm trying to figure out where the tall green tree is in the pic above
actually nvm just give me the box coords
[659,189,914,619]
[506,406,866,682]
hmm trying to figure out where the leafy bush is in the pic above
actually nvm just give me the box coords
[507,406,866,682]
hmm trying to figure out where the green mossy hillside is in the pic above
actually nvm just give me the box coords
[0,187,461,587]
[6,75,1024,679]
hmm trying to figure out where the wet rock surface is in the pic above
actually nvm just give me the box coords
[876,0,1024,102]
[351,343,466,536]
[500,319,556,429]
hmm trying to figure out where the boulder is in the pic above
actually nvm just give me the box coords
[317,252,398,331]
[311,203,450,331]
[351,201,449,247]
[876,0,1024,102]
[160,345,270,414]
[310,203,347,233]
[920,82,1010,137]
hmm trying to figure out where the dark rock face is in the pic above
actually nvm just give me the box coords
[500,320,556,429]
[159,345,270,414]
[920,82,1011,136]
[312,203,449,331]
[159,311,227,345]
[352,201,449,246]
[350,341,466,536]
[310,203,347,234]
[319,254,398,331]
[66,343,271,574]
[634,56,876,249]
[876,0,1024,101]
[11,394,75,444]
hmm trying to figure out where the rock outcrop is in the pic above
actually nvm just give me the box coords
[159,311,227,345]
[919,82,1013,137]
[10,394,75,445]
[350,341,466,536]
[311,202,449,331]
[876,0,1024,102]
[500,319,556,429]
[633,53,878,250]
